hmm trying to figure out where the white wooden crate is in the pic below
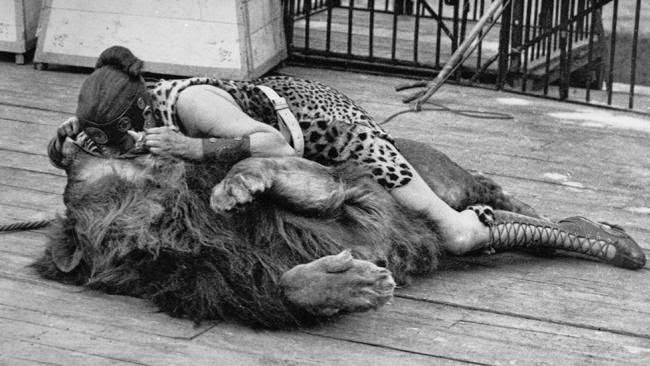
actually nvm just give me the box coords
[34,0,287,79]
[0,0,43,64]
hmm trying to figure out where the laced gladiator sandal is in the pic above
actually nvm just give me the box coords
[467,206,647,270]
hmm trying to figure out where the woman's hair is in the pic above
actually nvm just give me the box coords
[76,46,149,145]
[94,45,144,78]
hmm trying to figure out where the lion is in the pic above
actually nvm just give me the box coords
[33,135,645,328]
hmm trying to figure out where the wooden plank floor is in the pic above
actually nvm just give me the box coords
[1,58,649,365]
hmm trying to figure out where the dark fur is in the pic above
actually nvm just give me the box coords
[33,151,442,328]
[395,138,538,217]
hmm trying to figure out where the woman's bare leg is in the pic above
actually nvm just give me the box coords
[391,165,490,255]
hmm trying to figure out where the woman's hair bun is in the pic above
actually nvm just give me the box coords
[95,45,144,78]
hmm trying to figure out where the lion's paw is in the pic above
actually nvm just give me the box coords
[210,171,269,211]
[280,251,395,316]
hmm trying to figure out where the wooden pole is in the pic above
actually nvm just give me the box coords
[401,0,509,110]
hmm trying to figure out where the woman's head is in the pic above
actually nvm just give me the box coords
[77,46,152,147]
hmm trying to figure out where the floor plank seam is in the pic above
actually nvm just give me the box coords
[454,320,638,363]
[7,337,153,366]
[2,355,63,366]
[0,199,60,212]
[187,324,218,341]
[0,183,62,197]
[483,171,644,197]
[0,308,204,343]
[301,330,494,366]
[0,275,82,292]
[0,100,71,114]
[0,116,56,127]
[0,182,63,196]
[0,147,49,158]
[1,165,65,179]
[395,294,650,339]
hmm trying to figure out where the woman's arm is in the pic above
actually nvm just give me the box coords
[176,85,296,158]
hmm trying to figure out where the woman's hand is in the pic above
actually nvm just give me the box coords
[144,126,202,160]
[53,117,81,150]
[56,117,81,140]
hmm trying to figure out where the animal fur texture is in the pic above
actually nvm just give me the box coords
[34,136,533,328]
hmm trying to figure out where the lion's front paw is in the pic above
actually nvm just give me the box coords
[280,250,396,316]
[210,171,270,211]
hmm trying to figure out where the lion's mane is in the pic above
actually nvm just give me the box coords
[33,157,442,328]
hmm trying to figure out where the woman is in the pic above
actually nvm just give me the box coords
[49,46,644,263]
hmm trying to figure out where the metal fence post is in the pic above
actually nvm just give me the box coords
[510,0,525,74]
[559,0,571,100]
[606,0,619,105]
[497,0,512,89]
[629,0,642,109]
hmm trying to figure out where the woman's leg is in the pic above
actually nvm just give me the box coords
[391,163,490,255]
[332,132,490,255]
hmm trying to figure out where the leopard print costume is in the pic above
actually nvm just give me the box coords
[145,76,414,190]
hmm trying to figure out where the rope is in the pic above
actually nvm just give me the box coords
[0,219,52,232]
[380,101,513,125]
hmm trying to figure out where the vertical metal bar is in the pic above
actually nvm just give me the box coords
[304,0,312,50]
[287,0,296,49]
[460,0,471,45]
[558,0,570,100]
[542,0,554,96]
[584,0,590,41]
[606,0,619,105]
[452,0,460,52]
[391,0,399,60]
[567,0,576,83]
[541,0,553,58]
[326,0,333,52]
[435,0,444,67]
[511,0,524,74]
[585,3,598,103]
[369,0,375,58]
[476,0,485,70]
[413,0,421,63]
[533,0,540,59]
[569,0,575,42]
[497,0,513,90]
[576,0,585,41]
[473,0,478,21]
[629,0,642,109]
[522,0,533,91]
[553,0,560,50]
[347,0,354,57]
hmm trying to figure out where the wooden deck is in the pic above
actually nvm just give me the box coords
[1,58,649,365]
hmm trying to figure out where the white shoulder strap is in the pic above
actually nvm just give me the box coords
[255,85,304,157]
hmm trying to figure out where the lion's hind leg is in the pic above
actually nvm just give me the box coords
[280,250,396,316]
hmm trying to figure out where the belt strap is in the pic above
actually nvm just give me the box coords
[256,85,304,157]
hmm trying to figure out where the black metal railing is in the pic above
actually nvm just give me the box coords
[284,0,647,113]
